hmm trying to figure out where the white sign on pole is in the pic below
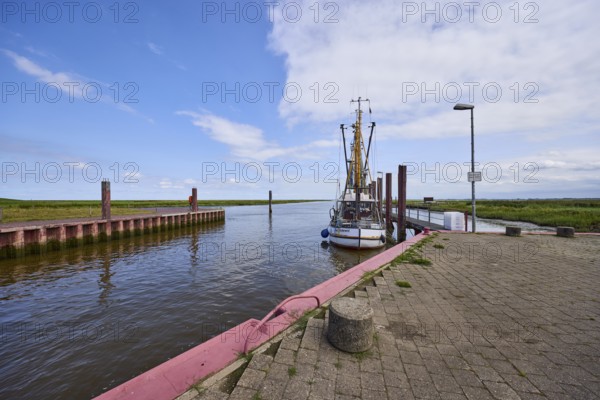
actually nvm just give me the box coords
[468,172,482,182]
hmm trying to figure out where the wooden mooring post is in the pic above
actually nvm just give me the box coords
[397,165,407,241]
[269,190,273,214]
[101,180,111,220]
[191,188,198,212]
[385,173,393,234]
[377,177,383,216]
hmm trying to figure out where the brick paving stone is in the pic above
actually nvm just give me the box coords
[334,395,360,400]
[298,348,319,365]
[410,378,442,399]
[443,354,470,370]
[359,371,385,392]
[228,386,257,400]
[302,319,324,351]
[380,355,403,372]
[293,363,316,383]
[335,373,362,396]
[382,368,409,388]
[265,362,293,381]
[359,388,385,400]
[248,353,273,372]
[337,359,360,375]
[404,364,432,382]
[386,386,415,400]
[316,360,338,381]
[559,383,598,400]
[281,333,303,351]
[431,373,463,394]
[400,350,425,366]
[515,393,547,400]
[309,377,336,400]
[283,378,311,400]
[221,234,600,400]
[359,357,383,374]
[236,368,266,390]
[482,380,521,400]
[474,366,504,382]
[423,358,452,376]
[194,389,228,400]
[275,348,297,365]
[451,369,484,388]
[259,378,287,400]
[461,386,495,400]
[499,373,541,394]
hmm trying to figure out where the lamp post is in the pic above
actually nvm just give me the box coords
[454,103,476,233]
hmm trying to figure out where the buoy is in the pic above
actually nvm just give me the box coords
[380,235,386,243]
[321,229,330,238]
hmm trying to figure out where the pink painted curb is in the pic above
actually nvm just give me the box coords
[94,233,429,400]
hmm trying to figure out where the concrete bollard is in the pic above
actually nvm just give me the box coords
[505,226,521,237]
[327,297,374,353]
[557,226,575,238]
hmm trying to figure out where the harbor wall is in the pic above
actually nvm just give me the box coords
[0,210,225,260]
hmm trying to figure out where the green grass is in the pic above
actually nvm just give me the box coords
[395,281,412,288]
[392,234,436,267]
[251,393,262,400]
[287,366,297,377]
[433,243,445,249]
[404,199,600,232]
[0,198,322,223]
[353,349,373,361]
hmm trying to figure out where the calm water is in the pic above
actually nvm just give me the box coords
[0,202,383,400]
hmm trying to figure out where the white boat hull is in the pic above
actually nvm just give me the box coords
[328,226,386,249]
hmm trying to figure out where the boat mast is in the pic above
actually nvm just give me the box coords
[352,98,363,194]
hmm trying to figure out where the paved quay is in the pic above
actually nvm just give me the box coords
[187,232,600,400]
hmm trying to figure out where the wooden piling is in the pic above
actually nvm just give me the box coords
[377,177,383,216]
[397,165,407,241]
[269,190,273,214]
[101,180,111,220]
[385,173,393,234]
[191,188,198,212]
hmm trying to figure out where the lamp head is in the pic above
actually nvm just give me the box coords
[454,103,474,110]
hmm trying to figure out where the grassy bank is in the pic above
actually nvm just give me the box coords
[405,199,600,232]
[0,199,323,223]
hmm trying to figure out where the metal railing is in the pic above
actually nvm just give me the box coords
[243,294,321,353]
[406,206,445,226]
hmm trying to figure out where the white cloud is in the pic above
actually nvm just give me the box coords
[147,42,164,55]
[267,1,600,141]
[2,49,79,85]
[176,111,337,161]
[2,49,154,122]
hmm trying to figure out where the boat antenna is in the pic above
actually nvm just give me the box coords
[340,124,349,178]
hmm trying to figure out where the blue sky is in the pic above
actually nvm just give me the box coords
[1,1,599,200]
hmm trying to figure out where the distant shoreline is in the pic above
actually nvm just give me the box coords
[0,199,324,224]
[1,199,598,232]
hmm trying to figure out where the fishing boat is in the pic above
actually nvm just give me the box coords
[322,98,386,249]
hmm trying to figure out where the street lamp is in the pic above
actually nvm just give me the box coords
[454,103,476,233]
